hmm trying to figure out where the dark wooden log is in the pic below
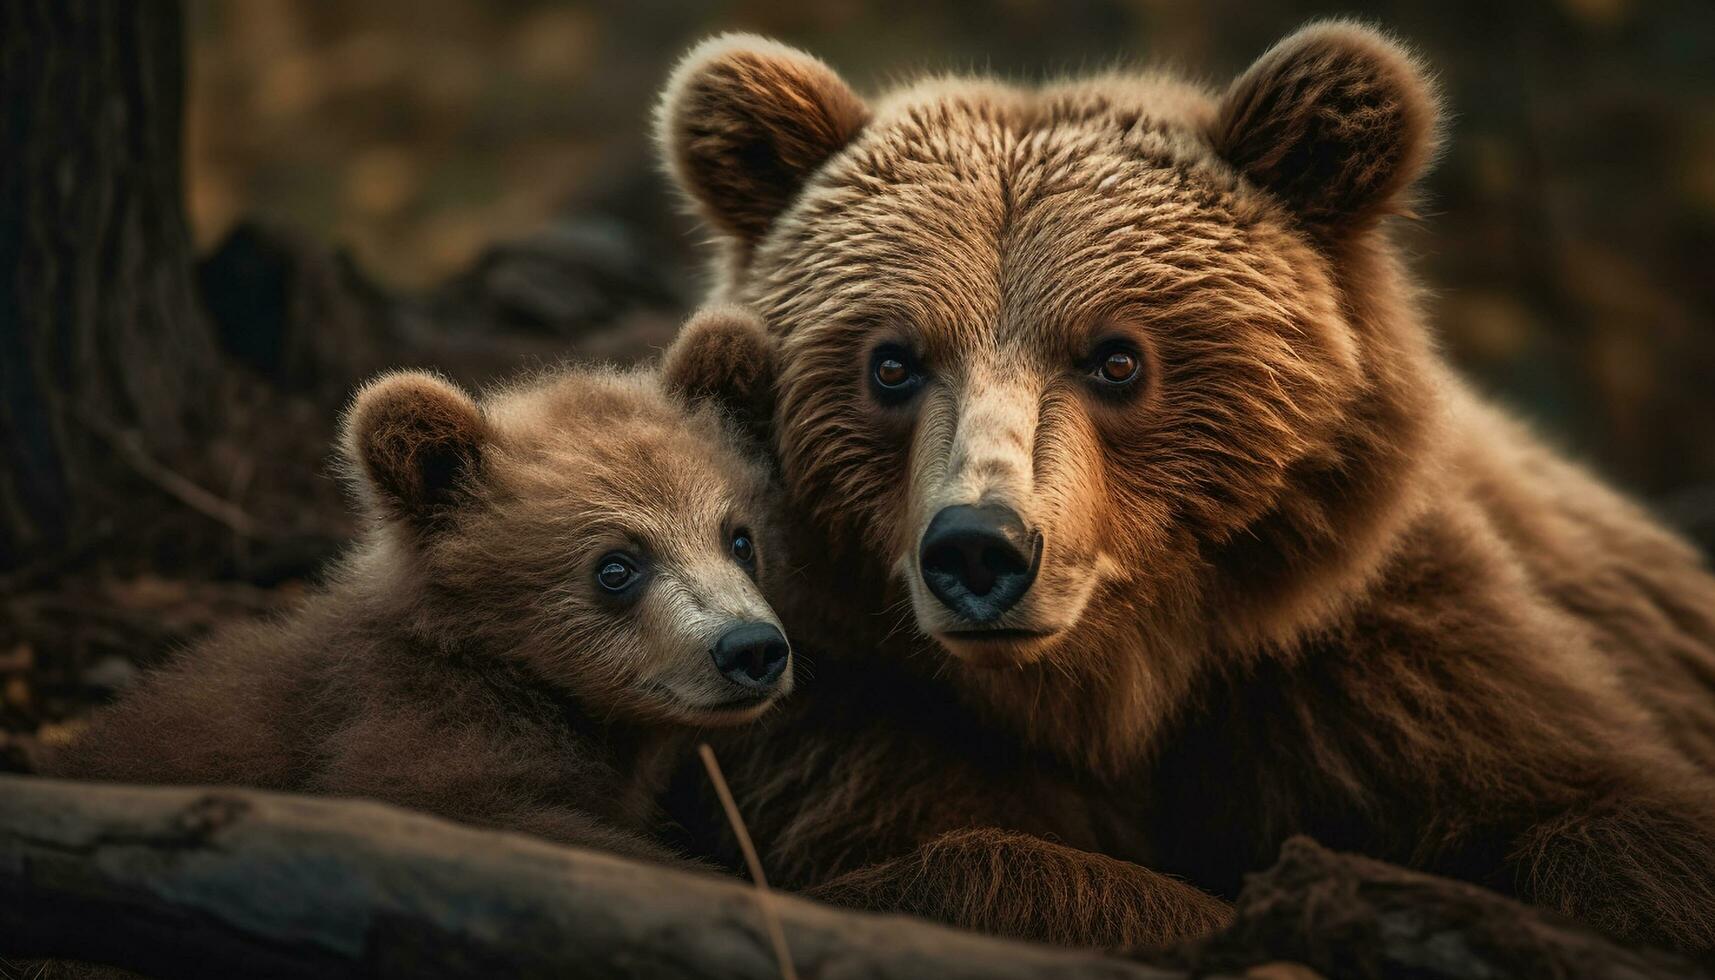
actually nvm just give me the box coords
[6,777,1698,979]
[0,776,1177,980]
[1172,836,1708,980]
[0,0,219,567]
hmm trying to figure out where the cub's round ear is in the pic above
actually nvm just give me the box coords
[661,306,775,445]
[1213,21,1440,234]
[341,371,489,528]
[657,34,869,246]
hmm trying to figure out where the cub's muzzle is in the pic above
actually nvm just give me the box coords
[918,504,1040,623]
[711,621,790,691]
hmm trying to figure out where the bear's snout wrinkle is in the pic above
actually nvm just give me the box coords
[711,621,790,691]
[919,504,1040,623]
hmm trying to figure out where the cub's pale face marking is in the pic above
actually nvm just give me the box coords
[345,369,792,725]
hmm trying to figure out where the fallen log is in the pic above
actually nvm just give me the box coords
[0,776,1173,980]
[1175,836,1708,980]
[3,776,1702,980]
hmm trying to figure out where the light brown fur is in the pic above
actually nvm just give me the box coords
[658,22,1715,955]
[46,360,792,865]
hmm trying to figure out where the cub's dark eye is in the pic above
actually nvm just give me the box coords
[1088,341,1143,389]
[731,529,756,566]
[869,344,924,405]
[595,553,640,593]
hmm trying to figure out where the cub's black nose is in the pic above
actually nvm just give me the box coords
[711,622,790,690]
[919,504,1039,623]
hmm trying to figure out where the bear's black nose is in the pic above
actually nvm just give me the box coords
[711,622,790,690]
[919,504,1039,623]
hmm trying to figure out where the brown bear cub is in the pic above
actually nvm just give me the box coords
[657,22,1715,956]
[46,342,792,865]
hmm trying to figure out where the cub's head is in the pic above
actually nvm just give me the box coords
[341,362,790,725]
[660,24,1444,669]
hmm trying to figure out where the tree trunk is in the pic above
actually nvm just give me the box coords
[0,0,217,569]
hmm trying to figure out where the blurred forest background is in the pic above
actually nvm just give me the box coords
[2,0,1712,767]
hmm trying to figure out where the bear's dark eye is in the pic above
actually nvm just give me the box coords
[595,553,640,594]
[1100,351,1138,383]
[731,529,756,566]
[1088,340,1144,391]
[870,344,924,405]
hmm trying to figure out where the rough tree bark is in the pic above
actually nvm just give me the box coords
[1173,838,1707,980]
[0,777,1174,980]
[0,0,217,568]
[1,777,1703,980]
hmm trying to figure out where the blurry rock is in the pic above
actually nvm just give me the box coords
[1169,837,1705,980]
[198,221,392,397]
[81,656,138,694]
[422,218,681,337]
[200,211,691,405]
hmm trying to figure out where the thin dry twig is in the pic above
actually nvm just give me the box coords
[74,409,268,539]
[699,743,798,980]
[226,451,257,565]
[0,956,48,980]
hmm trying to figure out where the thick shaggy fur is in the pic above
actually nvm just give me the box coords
[658,21,1715,955]
[46,363,790,865]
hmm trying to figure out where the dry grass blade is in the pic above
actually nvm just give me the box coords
[74,409,267,539]
[699,743,799,980]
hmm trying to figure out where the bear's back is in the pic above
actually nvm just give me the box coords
[1452,388,1715,768]
[42,612,333,787]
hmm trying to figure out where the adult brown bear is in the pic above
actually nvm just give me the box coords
[657,23,1715,954]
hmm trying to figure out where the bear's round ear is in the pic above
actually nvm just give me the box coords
[661,305,775,446]
[341,371,489,528]
[1213,21,1440,234]
[657,34,869,246]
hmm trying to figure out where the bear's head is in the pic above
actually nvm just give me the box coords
[658,24,1447,682]
[339,360,791,726]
